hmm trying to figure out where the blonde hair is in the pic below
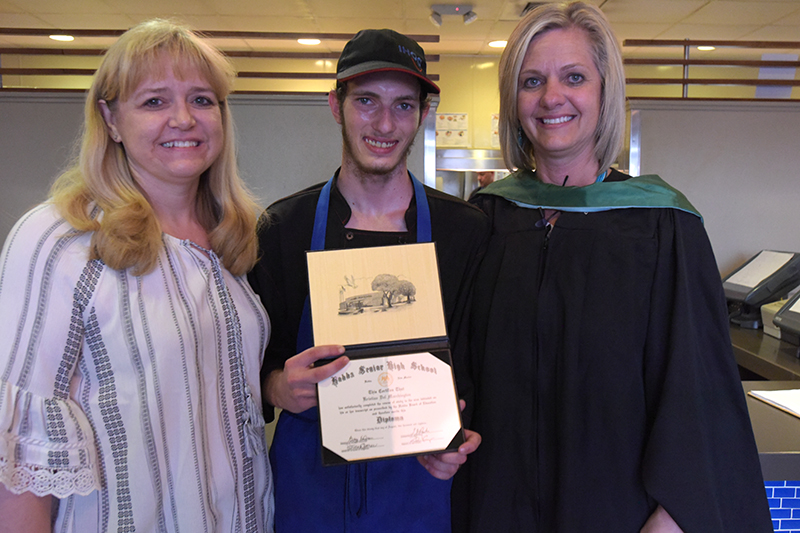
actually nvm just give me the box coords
[51,19,260,276]
[498,1,626,172]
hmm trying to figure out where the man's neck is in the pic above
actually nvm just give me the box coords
[337,164,414,232]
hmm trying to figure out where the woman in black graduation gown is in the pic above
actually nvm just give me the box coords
[453,2,772,532]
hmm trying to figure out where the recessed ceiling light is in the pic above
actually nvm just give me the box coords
[298,38,321,45]
[49,35,74,42]
[489,40,507,48]
[697,46,715,51]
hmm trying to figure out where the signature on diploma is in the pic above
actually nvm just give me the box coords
[340,435,381,452]
[402,426,433,445]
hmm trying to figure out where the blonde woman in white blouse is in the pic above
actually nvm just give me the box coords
[0,19,273,532]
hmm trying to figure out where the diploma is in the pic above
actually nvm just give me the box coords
[317,351,464,464]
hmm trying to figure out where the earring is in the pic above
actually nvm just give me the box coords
[517,126,525,148]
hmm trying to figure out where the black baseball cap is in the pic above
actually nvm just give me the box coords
[336,29,440,94]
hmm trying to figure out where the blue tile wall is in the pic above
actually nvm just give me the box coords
[767,481,800,532]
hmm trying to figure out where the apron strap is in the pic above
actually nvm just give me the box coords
[297,172,432,352]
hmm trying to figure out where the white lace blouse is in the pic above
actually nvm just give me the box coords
[0,204,274,533]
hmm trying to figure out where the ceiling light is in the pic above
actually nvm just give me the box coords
[430,4,475,25]
[697,46,715,51]
[489,40,507,49]
[297,38,321,45]
[49,34,74,42]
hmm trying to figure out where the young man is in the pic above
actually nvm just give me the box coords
[248,29,489,532]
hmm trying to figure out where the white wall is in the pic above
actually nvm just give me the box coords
[230,94,345,207]
[6,93,795,277]
[0,93,84,241]
[0,92,425,243]
[632,99,800,276]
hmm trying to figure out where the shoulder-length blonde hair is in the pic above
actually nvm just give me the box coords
[51,19,260,276]
[498,1,626,173]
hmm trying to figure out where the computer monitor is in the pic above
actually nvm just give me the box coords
[722,250,800,328]
[773,292,800,346]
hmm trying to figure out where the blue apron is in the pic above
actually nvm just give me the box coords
[270,173,451,533]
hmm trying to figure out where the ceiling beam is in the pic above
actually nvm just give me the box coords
[0,48,439,62]
[0,68,440,81]
[0,27,438,42]
[625,39,800,49]
[625,58,800,68]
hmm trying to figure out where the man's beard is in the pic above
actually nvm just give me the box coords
[341,118,417,179]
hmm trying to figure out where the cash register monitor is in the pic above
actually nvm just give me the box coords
[773,292,800,345]
[722,250,800,328]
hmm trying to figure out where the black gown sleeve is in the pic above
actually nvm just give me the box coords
[436,206,489,427]
[640,209,772,532]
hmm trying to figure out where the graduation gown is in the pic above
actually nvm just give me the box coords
[453,169,772,532]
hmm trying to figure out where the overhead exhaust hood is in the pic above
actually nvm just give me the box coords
[435,149,506,172]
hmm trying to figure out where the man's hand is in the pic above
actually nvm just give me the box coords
[264,345,348,413]
[417,400,481,480]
